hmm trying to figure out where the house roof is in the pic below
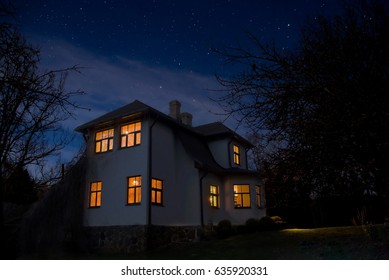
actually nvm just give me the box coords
[75,100,156,132]
[195,122,253,147]
[76,100,252,146]
[75,100,257,176]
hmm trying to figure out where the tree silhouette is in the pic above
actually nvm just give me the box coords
[214,0,389,225]
[0,2,84,257]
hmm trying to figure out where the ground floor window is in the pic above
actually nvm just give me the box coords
[233,184,251,208]
[209,185,220,208]
[127,176,142,204]
[151,178,163,205]
[89,181,102,207]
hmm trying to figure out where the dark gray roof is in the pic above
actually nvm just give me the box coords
[75,100,257,176]
[195,122,253,147]
[75,100,168,132]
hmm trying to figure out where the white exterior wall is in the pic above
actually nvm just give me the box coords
[83,118,152,226]
[207,139,248,169]
[82,114,263,228]
[150,122,201,226]
[202,174,266,225]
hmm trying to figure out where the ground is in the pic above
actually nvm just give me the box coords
[87,225,389,260]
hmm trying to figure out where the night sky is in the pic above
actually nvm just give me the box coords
[11,0,340,162]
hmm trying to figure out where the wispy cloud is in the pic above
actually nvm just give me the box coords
[37,39,225,127]
[33,38,230,162]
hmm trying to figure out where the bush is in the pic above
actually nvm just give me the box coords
[216,219,233,238]
[257,216,287,231]
[258,216,275,230]
[245,218,261,233]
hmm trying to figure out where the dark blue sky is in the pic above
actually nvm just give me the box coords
[14,0,339,74]
[12,0,340,162]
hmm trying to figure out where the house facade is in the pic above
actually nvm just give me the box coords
[76,100,265,252]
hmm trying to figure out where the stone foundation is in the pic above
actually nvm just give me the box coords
[85,225,202,254]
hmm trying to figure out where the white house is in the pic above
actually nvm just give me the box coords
[76,100,265,252]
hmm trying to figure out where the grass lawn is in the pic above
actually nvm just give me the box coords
[117,225,389,260]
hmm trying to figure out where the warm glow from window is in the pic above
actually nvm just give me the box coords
[151,178,163,205]
[95,128,114,153]
[233,184,251,208]
[128,176,142,204]
[233,145,240,165]
[209,185,220,208]
[89,181,102,207]
[121,122,141,148]
[256,185,262,208]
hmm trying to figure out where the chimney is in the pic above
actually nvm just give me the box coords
[180,112,193,127]
[169,100,181,120]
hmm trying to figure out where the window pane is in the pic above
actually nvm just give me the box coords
[135,122,141,131]
[136,187,141,203]
[96,192,101,206]
[129,176,141,187]
[90,192,96,207]
[242,194,251,207]
[128,188,135,204]
[121,136,126,147]
[242,185,250,192]
[102,139,108,152]
[136,133,141,145]
[95,142,101,153]
[156,192,162,203]
[127,134,135,146]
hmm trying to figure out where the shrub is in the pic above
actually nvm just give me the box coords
[258,216,275,231]
[271,216,287,229]
[245,218,261,233]
[216,219,233,238]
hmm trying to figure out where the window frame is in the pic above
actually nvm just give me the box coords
[151,178,163,206]
[120,121,142,149]
[209,185,220,208]
[95,128,114,153]
[127,175,142,205]
[233,184,251,208]
[233,144,240,165]
[255,185,262,208]
[89,181,102,208]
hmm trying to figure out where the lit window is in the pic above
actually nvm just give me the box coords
[121,122,141,148]
[95,128,114,153]
[151,178,163,205]
[233,145,240,165]
[89,181,102,207]
[209,185,220,208]
[127,176,142,204]
[256,185,262,208]
[233,184,251,208]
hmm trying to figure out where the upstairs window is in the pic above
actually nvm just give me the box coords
[89,181,102,207]
[151,178,163,205]
[127,176,142,205]
[233,184,251,208]
[121,122,141,148]
[95,129,114,153]
[233,145,240,165]
[209,185,220,208]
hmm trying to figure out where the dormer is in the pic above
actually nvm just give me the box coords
[194,122,253,170]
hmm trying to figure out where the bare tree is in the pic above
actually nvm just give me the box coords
[214,0,389,225]
[0,3,84,256]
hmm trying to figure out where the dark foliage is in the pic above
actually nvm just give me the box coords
[3,166,37,204]
[0,1,84,257]
[215,219,233,238]
[18,156,87,258]
[214,0,389,226]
